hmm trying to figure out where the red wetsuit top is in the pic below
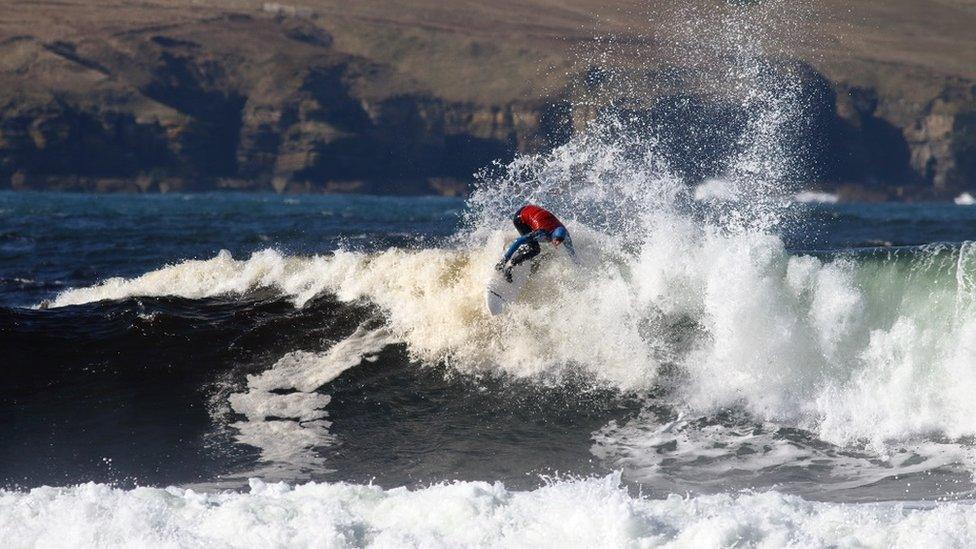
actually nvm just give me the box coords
[517,204,563,233]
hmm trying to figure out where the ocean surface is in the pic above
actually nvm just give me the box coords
[4,189,976,546]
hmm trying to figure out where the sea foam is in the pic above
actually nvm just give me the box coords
[1,475,974,548]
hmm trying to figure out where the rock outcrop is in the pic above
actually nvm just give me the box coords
[0,14,563,194]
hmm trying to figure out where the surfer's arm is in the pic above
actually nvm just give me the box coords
[502,231,544,261]
[563,240,580,265]
[502,236,530,261]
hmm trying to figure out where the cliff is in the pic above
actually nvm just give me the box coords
[1,0,975,198]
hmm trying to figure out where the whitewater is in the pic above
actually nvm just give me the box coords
[5,474,976,548]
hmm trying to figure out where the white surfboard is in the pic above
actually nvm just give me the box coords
[485,262,531,315]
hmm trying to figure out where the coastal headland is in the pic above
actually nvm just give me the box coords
[1,0,975,199]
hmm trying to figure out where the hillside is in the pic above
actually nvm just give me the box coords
[1,0,975,198]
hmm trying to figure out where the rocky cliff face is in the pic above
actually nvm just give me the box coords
[0,14,560,194]
[826,71,976,199]
[0,2,974,198]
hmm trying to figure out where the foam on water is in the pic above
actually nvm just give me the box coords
[955,193,976,206]
[794,191,839,204]
[591,407,976,498]
[227,326,393,478]
[693,179,737,202]
[3,475,976,548]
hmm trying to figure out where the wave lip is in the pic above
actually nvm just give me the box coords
[42,249,337,309]
[2,476,975,548]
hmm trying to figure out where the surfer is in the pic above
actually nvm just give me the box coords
[495,204,577,281]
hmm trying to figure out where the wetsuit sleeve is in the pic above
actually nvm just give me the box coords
[564,243,579,263]
[503,230,546,261]
[563,239,580,265]
[503,234,533,261]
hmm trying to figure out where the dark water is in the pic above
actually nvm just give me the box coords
[3,192,976,499]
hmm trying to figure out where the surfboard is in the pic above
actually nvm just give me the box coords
[485,262,531,315]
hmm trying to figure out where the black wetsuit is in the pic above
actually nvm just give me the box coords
[509,206,543,267]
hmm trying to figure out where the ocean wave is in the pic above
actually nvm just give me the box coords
[35,72,976,465]
[1,475,974,548]
[40,235,976,460]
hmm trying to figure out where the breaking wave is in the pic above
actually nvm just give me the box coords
[3,475,975,548]
[41,168,976,461]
